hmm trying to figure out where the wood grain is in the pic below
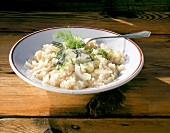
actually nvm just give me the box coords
[0,0,169,12]
[0,118,50,133]
[0,11,170,118]
[0,12,169,34]
[0,118,170,133]
[49,118,170,133]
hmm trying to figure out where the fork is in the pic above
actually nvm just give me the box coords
[52,30,151,48]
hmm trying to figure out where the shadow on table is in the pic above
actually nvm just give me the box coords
[46,86,129,118]
[86,88,126,117]
[46,86,128,132]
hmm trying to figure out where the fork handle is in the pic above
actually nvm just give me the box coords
[85,31,151,44]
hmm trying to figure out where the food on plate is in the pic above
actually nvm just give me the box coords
[25,30,125,90]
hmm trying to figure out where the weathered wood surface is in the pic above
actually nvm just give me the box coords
[0,118,50,133]
[0,11,170,116]
[0,118,170,133]
[0,11,170,132]
[0,0,169,12]
[0,12,170,34]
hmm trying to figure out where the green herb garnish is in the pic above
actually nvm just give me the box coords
[85,48,93,54]
[97,49,108,58]
[53,29,84,49]
[56,50,66,65]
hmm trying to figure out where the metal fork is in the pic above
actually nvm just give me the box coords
[51,30,151,47]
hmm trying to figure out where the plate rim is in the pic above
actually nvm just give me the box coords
[9,26,144,94]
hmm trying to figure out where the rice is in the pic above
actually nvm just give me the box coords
[25,40,125,90]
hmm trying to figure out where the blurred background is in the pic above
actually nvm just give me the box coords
[0,0,170,13]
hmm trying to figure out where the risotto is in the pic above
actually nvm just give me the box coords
[25,30,125,90]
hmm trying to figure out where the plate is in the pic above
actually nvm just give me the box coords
[9,27,144,94]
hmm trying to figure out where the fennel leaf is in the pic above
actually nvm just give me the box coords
[53,29,84,49]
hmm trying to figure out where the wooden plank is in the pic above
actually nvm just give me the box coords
[0,12,169,34]
[0,1,105,11]
[0,73,94,116]
[49,118,170,133]
[0,12,170,117]
[0,118,50,133]
[0,0,169,12]
[0,118,170,133]
[0,74,50,116]
[0,72,170,117]
[109,1,170,12]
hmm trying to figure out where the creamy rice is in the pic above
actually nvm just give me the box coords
[25,40,125,90]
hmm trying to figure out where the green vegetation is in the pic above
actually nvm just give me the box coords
[97,49,108,58]
[53,29,84,49]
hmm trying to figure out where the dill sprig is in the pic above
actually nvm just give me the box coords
[53,29,84,49]
[97,49,108,58]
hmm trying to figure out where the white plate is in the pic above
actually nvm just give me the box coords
[9,27,144,94]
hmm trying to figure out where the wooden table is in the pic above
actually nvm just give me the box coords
[0,11,170,133]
